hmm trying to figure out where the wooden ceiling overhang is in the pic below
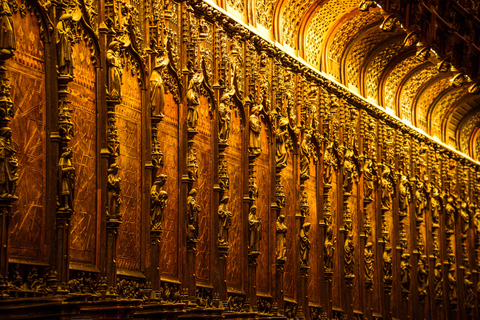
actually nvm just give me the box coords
[208,0,480,160]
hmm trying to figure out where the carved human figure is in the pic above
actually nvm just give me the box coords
[383,246,393,283]
[299,222,311,266]
[150,56,169,117]
[324,225,336,271]
[300,133,311,180]
[0,0,15,56]
[364,242,374,283]
[186,72,203,130]
[107,163,122,220]
[323,140,335,186]
[415,180,426,222]
[465,272,474,309]
[445,196,455,231]
[56,13,74,77]
[187,188,201,241]
[418,256,429,299]
[249,105,262,156]
[0,127,17,197]
[400,253,411,295]
[218,90,233,144]
[343,150,356,195]
[276,214,287,260]
[434,262,443,300]
[363,157,375,202]
[380,165,393,210]
[150,174,168,232]
[344,233,354,276]
[431,186,441,224]
[459,201,469,236]
[447,267,457,303]
[398,174,410,214]
[248,205,261,252]
[218,195,232,246]
[58,147,75,210]
[275,117,289,169]
[107,41,123,100]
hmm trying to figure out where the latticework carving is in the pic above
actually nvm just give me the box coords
[430,88,467,140]
[256,0,275,29]
[399,66,438,123]
[414,78,450,131]
[459,111,480,154]
[383,55,422,109]
[282,0,316,48]
[304,0,357,65]
[329,11,382,64]
[346,28,397,89]
[365,42,404,101]
[227,0,245,14]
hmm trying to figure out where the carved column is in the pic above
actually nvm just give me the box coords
[0,3,17,294]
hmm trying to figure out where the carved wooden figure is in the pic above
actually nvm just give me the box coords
[58,147,75,210]
[364,242,374,283]
[150,56,168,117]
[300,133,311,180]
[0,127,17,197]
[55,13,74,77]
[218,90,233,144]
[106,41,123,101]
[107,163,122,220]
[150,174,168,232]
[218,195,232,246]
[275,117,289,169]
[186,73,203,130]
[276,214,287,260]
[187,188,201,241]
[299,222,311,266]
[249,105,262,156]
[324,225,336,272]
[0,0,15,56]
[248,205,261,252]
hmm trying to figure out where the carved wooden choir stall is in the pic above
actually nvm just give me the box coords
[0,0,480,319]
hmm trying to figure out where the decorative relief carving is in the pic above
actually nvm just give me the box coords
[305,0,357,65]
[256,0,274,29]
[414,78,450,131]
[150,174,168,232]
[282,0,316,49]
[430,87,467,139]
[187,188,201,242]
[227,0,244,14]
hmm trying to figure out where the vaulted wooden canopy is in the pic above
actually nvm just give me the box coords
[211,0,480,160]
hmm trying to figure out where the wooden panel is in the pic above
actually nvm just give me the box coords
[8,11,46,263]
[283,155,295,298]
[160,93,179,278]
[116,68,142,272]
[196,96,212,283]
[256,125,271,295]
[69,39,97,266]
[307,162,320,303]
[226,112,244,291]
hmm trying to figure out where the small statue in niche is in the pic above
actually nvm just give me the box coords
[249,104,262,156]
[248,172,258,200]
[323,140,335,186]
[150,174,168,232]
[343,149,357,195]
[218,195,232,246]
[187,188,201,241]
[418,256,429,300]
[400,253,411,296]
[434,262,443,300]
[431,186,441,225]
[459,201,470,236]
[324,225,336,272]
[380,165,393,210]
[55,13,74,77]
[447,267,457,303]
[0,127,17,197]
[150,55,169,118]
[106,41,123,101]
[299,222,311,266]
[107,163,122,220]
[363,156,375,202]
[276,214,287,261]
[248,205,261,252]
[464,272,474,309]
[344,233,355,276]
[415,180,427,222]
[275,117,289,169]
[398,174,411,215]
[383,246,393,284]
[58,147,75,210]
[445,196,455,231]
[300,133,311,180]
[0,0,16,56]
[218,90,233,144]
[364,242,374,283]
[186,72,203,130]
